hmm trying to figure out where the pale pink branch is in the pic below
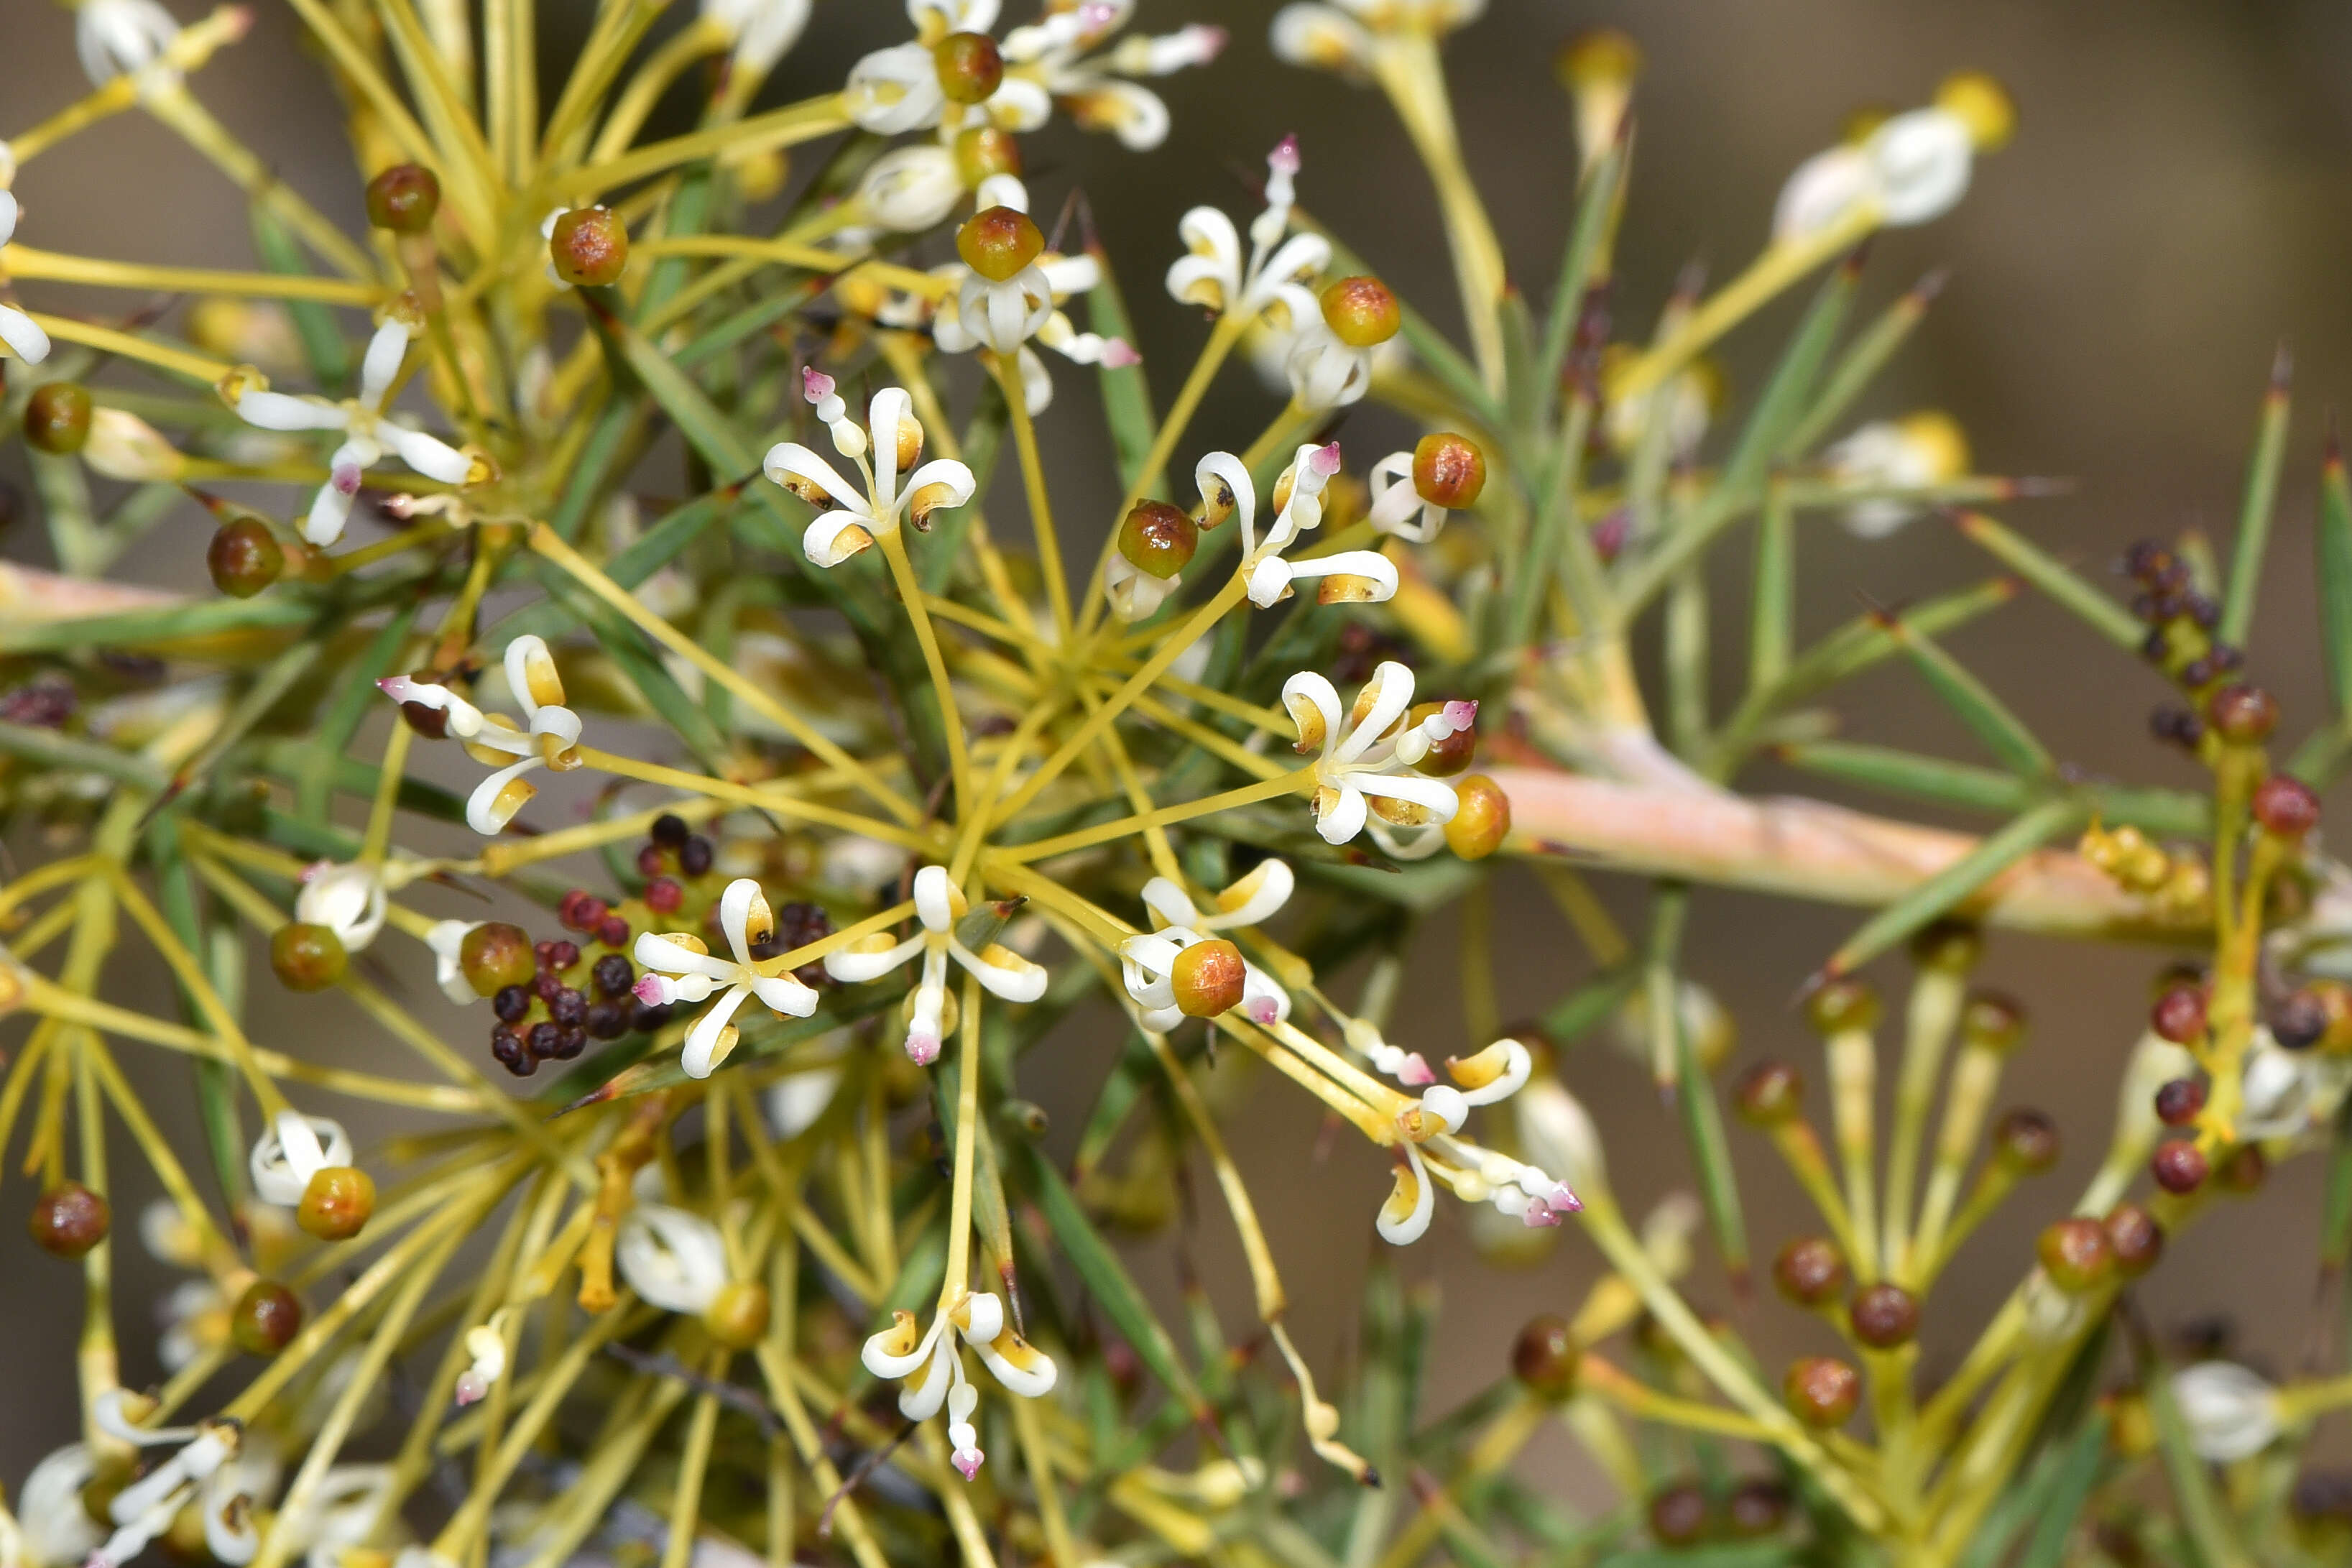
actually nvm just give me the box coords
[1493,767,2205,941]
[0,563,183,622]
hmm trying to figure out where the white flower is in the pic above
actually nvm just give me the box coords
[615,1203,730,1314]
[86,1393,259,1568]
[860,1288,1056,1482]
[249,1109,359,1208]
[934,249,1138,415]
[424,919,484,1005]
[845,1,1030,137]
[376,635,586,836]
[763,378,977,568]
[1821,411,1969,538]
[275,1466,395,1568]
[2172,1362,2281,1462]
[228,319,474,545]
[453,1311,512,1407]
[0,195,54,366]
[702,0,811,79]
[2234,1029,2352,1143]
[857,144,971,232]
[73,0,183,88]
[1281,660,1462,846]
[1373,1038,1564,1246]
[295,860,387,953]
[1166,136,1328,328]
[16,1444,104,1568]
[823,865,1048,1066]
[631,879,820,1079]
[1242,443,1396,609]
[1285,315,1378,412]
[1774,107,1976,243]
[1116,862,1295,1031]
[1269,0,1486,78]
[999,1,1225,152]
[1364,446,1478,544]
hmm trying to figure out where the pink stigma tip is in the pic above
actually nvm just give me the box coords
[953,1448,984,1481]
[1442,699,1478,731]
[331,462,362,497]
[907,1031,942,1066]
[1522,1205,1562,1228]
[1309,441,1343,476]
[1270,134,1301,174]
[1398,1054,1436,1087]
[1102,338,1142,368]
[1245,997,1280,1025]
[802,366,836,403]
[1192,25,1230,60]
[631,974,666,1005]
[1546,1185,1584,1215]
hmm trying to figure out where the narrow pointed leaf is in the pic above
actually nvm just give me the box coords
[2318,432,2352,722]
[296,601,418,823]
[1950,510,2143,651]
[2220,347,2292,647]
[1775,739,2209,838]
[1780,270,1941,458]
[1748,478,1794,698]
[1817,796,2084,982]
[1886,614,2052,777]
[1651,885,1747,1279]
[1536,135,1629,427]
[2014,1413,2113,1568]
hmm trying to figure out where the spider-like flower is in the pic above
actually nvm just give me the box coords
[14,1444,104,1568]
[934,246,1138,415]
[1821,410,1968,538]
[823,864,1048,1066]
[860,1289,1056,1481]
[2172,1362,2281,1462]
[1166,135,1328,333]
[1231,443,1395,609]
[998,1,1227,151]
[1281,660,1463,846]
[846,1,1029,137]
[376,635,586,836]
[1269,0,1486,76]
[702,0,812,81]
[0,194,54,366]
[1773,73,2013,244]
[295,860,387,953]
[1365,432,1488,544]
[1378,1037,1572,1245]
[424,919,484,1005]
[856,142,1018,233]
[249,1109,360,1208]
[226,318,476,546]
[73,0,184,88]
[632,878,820,1079]
[762,376,977,568]
[1116,862,1295,1031]
[85,1392,261,1568]
[614,1202,730,1314]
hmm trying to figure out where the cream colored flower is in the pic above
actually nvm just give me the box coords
[764,377,977,568]
[73,0,183,88]
[249,1109,359,1208]
[1281,660,1461,846]
[615,1203,730,1314]
[0,195,52,365]
[860,1289,1056,1481]
[1270,0,1486,78]
[934,249,1137,415]
[2172,1362,2280,1462]
[87,1392,261,1568]
[376,636,586,836]
[824,865,1048,1065]
[632,879,820,1079]
[295,860,387,952]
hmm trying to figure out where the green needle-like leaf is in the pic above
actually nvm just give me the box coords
[1884,612,2054,777]
[2318,428,2352,724]
[1779,269,1942,458]
[1775,739,2209,837]
[1950,510,2143,651]
[2220,345,2292,648]
[1535,135,1629,428]
[1815,796,2084,983]
[249,202,351,391]
[1748,478,1795,698]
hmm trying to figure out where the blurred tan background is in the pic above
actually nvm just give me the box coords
[9,0,2352,1515]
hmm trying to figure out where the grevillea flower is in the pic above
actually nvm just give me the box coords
[86,1392,261,1568]
[226,318,476,546]
[614,1202,730,1313]
[1281,660,1462,846]
[1117,862,1296,1031]
[424,918,484,1005]
[1166,136,1327,329]
[701,0,812,80]
[294,860,387,952]
[453,1311,512,1407]
[0,194,52,366]
[376,636,586,836]
[823,864,1048,1065]
[860,1289,1056,1481]
[763,377,977,568]
[249,1109,359,1207]
[1772,77,2011,242]
[934,249,1138,415]
[14,1443,103,1568]
[2172,1362,2281,1462]
[1378,1037,1572,1244]
[1821,411,1969,538]
[1197,442,1395,612]
[632,879,820,1079]
[998,1,1225,151]
[845,1,1030,137]
[72,0,184,88]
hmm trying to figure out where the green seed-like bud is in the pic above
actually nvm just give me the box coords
[298,1166,377,1241]
[1733,1060,1804,1126]
[550,207,629,287]
[1960,989,2027,1052]
[956,206,1044,282]
[933,31,1005,104]
[1510,1314,1578,1398]
[460,921,536,997]
[207,518,285,599]
[1319,275,1401,348]
[1784,1356,1860,1427]
[2036,1217,2112,1293]
[1171,939,1246,1018]
[230,1280,304,1356]
[1991,1107,2060,1174]
[1444,775,1510,859]
[1908,918,1982,972]
[270,922,348,992]
[1411,431,1486,508]
[1849,1283,1920,1349]
[28,1183,109,1258]
[1116,499,1198,580]
[1804,977,1879,1036]
[365,164,441,234]
[1772,1236,1847,1308]
[24,382,93,454]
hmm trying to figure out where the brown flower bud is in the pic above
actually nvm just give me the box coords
[2037,1217,2113,1293]
[1849,1283,1921,1349]
[1443,775,1510,859]
[550,207,629,287]
[1647,1482,1712,1546]
[1725,1478,1791,1538]
[2253,774,2321,839]
[298,1166,377,1241]
[2153,1077,2205,1126]
[2273,990,2330,1052]
[2151,986,2206,1045]
[704,1280,772,1350]
[365,164,441,234]
[1991,1107,2060,1175]
[1771,1236,1848,1308]
[1411,431,1486,509]
[1319,276,1400,348]
[1733,1060,1804,1126]
[28,1183,109,1258]
[1960,989,2026,1051]
[1510,1314,1578,1398]
[1908,918,1982,972]
[2103,1203,2164,1278]
[231,1280,304,1356]
[461,922,537,997]
[1171,939,1247,1018]
[2149,1138,2207,1194]
[956,206,1044,283]
[1116,499,1198,580]
[1784,1356,1860,1427]
[2206,683,2277,744]
[1804,977,1879,1036]
[207,518,285,599]
[269,922,348,992]
[24,382,93,454]
[933,31,1005,103]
